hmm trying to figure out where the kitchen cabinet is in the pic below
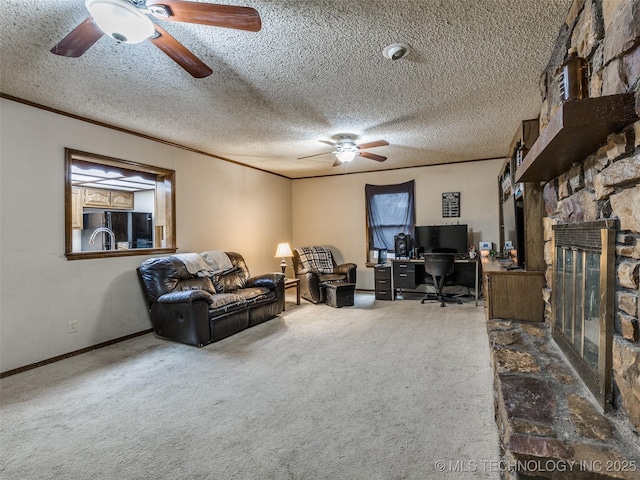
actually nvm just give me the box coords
[71,186,83,230]
[110,190,134,209]
[83,188,134,209]
[83,188,111,207]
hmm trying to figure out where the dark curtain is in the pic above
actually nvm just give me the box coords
[365,180,415,252]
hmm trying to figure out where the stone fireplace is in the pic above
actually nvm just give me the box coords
[542,126,640,430]
[484,2,640,476]
[534,0,640,433]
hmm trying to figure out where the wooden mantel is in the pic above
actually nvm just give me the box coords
[515,94,638,183]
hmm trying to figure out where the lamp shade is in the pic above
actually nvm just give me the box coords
[335,151,357,163]
[86,0,155,44]
[275,243,293,258]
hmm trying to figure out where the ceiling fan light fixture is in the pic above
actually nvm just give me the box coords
[334,137,358,163]
[335,151,357,163]
[86,0,155,44]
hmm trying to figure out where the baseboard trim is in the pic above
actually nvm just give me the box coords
[0,329,154,379]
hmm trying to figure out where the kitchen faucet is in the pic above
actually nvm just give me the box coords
[88,227,116,250]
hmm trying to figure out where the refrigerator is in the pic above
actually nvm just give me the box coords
[81,211,152,251]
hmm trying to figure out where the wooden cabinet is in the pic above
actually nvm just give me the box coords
[374,264,394,300]
[110,190,134,209]
[486,119,547,321]
[83,188,134,210]
[84,188,111,207]
[499,119,545,271]
[482,259,545,322]
[71,186,83,229]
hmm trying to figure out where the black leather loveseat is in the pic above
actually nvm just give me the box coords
[137,252,285,347]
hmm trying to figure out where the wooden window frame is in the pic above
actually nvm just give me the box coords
[64,148,177,260]
[365,180,416,263]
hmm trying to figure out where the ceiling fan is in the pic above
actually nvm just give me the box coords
[50,0,262,78]
[298,136,389,167]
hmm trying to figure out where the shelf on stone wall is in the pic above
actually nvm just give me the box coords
[515,93,638,183]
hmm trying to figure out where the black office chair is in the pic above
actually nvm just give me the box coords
[420,254,462,307]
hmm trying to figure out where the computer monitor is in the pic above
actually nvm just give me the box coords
[414,224,469,255]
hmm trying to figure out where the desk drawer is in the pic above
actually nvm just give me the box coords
[393,261,416,289]
[394,275,417,289]
[374,266,391,280]
[375,289,394,300]
[393,262,415,273]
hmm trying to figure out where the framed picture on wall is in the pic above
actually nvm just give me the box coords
[442,192,460,217]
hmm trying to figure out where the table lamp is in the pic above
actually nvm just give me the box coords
[275,243,293,274]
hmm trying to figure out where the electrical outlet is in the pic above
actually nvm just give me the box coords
[69,321,78,334]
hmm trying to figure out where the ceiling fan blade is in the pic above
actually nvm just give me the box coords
[297,151,332,160]
[358,140,389,150]
[359,151,387,162]
[149,25,213,78]
[319,140,336,147]
[148,1,262,32]
[50,17,103,57]
[332,159,343,167]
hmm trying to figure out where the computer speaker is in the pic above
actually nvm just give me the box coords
[394,233,411,257]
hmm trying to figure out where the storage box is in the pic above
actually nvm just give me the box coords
[325,282,355,308]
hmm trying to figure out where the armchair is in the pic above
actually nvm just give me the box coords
[292,246,357,304]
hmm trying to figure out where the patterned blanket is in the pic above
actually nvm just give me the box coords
[295,246,334,273]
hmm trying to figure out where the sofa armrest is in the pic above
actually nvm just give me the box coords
[334,263,357,274]
[158,290,214,305]
[247,272,285,289]
[297,271,322,303]
[334,263,357,283]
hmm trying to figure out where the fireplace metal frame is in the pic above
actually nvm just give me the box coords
[551,220,616,410]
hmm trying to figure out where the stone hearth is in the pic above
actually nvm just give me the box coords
[488,319,640,480]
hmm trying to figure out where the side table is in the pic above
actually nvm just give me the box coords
[283,278,300,310]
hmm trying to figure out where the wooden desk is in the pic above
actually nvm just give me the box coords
[391,256,480,306]
[283,278,300,310]
[481,258,545,322]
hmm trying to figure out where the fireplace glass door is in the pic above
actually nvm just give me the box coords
[552,221,614,409]
[584,252,601,369]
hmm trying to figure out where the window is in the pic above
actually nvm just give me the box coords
[65,148,176,260]
[365,180,415,261]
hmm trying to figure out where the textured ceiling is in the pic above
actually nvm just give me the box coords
[1,0,572,178]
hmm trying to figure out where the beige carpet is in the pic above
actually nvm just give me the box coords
[0,293,499,479]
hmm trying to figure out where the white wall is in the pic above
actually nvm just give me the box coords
[0,99,292,372]
[291,160,503,290]
[0,98,502,372]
